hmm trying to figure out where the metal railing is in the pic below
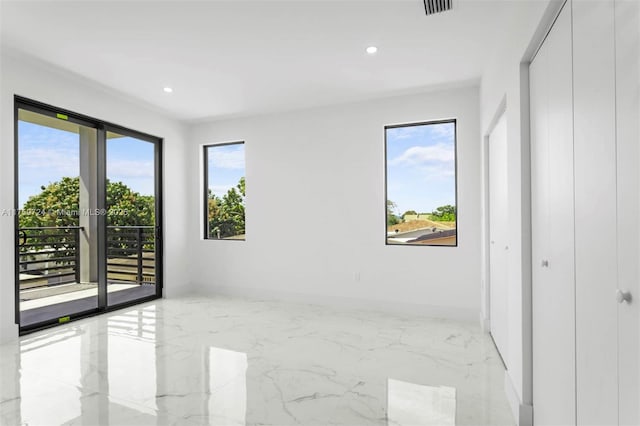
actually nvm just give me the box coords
[107,226,156,285]
[18,226,81,288]
[17,226,155,290]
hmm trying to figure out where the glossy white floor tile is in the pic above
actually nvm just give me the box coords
[0,296,514,425]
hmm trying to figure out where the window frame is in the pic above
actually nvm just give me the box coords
[384,118,458,247]
[203,141,246,241]
[14,95,164,333]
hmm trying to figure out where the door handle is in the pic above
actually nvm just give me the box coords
[616,289,632,304]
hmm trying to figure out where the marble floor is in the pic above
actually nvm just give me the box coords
[0,296,515,426]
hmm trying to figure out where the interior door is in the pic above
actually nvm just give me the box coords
[615,0,640,423]
[488,111,509,360]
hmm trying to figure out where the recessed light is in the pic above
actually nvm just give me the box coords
[366,46,378,55]
[163,87,173,93]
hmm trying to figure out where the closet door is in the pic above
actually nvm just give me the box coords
[530,2,575,424]
[616,1,640,424]
[572,1,619,424]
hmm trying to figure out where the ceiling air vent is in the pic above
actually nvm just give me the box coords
[423,0,453,16]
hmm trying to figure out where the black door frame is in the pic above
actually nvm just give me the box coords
[14,96,164,335]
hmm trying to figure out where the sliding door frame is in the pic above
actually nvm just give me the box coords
[102,122,164,308]
[14,96,164,334]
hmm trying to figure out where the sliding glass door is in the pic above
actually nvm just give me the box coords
[15,98,162,332]
[16,106,100,328]
[105,128,162,308]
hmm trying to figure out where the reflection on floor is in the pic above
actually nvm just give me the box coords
[0,296,515,425]
[20,284,156,328]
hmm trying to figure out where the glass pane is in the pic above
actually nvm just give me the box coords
[385,121,457,246]
[17,109,99,327]
[106,132,157,306]
[206,143,246,240]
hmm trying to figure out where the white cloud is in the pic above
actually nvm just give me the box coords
[390,126,423,140]
[209,147,245,170]
[108,160,155,179]
[430,122,455,139]
[388,122,454,141]
[19,147,79,176]
[390,143,454,167]
[19,148,156,194]
[419,163,455,181]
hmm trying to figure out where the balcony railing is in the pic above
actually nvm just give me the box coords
[18,226,81,288]
[18,226,156,291]
[107,226,156,285]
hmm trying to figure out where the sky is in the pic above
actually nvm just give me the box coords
[18,118,448,215]
[207,143,245,199]
[18,120,155,208]
[386,121,456,215]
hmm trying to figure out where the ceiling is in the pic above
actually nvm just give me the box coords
[1,1,536,122]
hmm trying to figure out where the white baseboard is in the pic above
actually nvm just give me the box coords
[191,282,479,323]
[504,372,533,426]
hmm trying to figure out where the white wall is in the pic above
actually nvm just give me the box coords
[188,86,482,321]
[479,0,558,423]
[0,50,190,343]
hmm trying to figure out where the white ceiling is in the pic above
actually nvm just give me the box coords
[1,1,536,122]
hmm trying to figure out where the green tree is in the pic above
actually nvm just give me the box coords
[19,177,155,254]
[19,177,155,229]
[387,200,400,226]
[106,181,155,227]
[429,204,456,222]
[207,189,221,225]
[209,177,246,239]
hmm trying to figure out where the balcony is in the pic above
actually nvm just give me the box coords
[18,225,157,327]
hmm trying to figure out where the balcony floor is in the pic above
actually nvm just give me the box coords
[20,283,157,328]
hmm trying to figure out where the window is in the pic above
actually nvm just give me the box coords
[204,142,246,240]
[385,120,457,246]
